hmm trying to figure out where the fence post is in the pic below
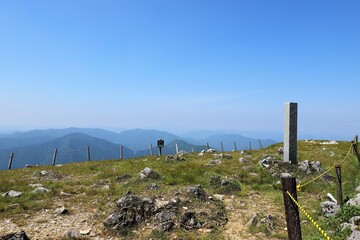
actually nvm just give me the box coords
[249,141,252,150]
[87,145,91,161]
[206,142,209,150]
[120,145,123,160]
[221,142,224,152]
[259,139,263,149]
[52,148,58,166]
[176,143,179,154]
[234,141,237,151]
[335,164,343,207]
[8,152,14,170]
[281,176,302,240]
[150,144,153,156]
[352,141,360,163]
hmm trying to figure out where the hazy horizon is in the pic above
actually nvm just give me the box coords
[1,1,359,141]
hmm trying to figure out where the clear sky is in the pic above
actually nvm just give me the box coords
[1,1,359,139]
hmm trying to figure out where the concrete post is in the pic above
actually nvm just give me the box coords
[284,102,298,164]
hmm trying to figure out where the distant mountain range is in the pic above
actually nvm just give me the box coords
[0,128,278,170]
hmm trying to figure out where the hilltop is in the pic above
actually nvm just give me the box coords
[0,140,359,239]
[0,128,277,170]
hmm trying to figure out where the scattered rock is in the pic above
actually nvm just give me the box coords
[239,157,247,163]
[155,210,176,231]
[40,170,49,176]
[79,229,91,235]
[278,147,284,155]
[213,194,225,200]
[60,191,72,197]
[187,186,207,200]
[165,154,185,162]
[245,213,258,227]
[206,148,217,153]
[320,140,338,145]
[55,206,69,215]
[346,193,360,206]
[28,183,43,188]
[32,187,50,193]
[0,231,30,240]
[63,229,80,239]
[115,174,131,182]
[320,201,340,217]
[349,216,360,226]
[148,183,160,190]
[180,212,202,230]
[198,152,204,157]
[213,153,232,159]
[340,222,357,231]
[140,167,161,180]
[259,158,270,168]
[257,214,276,232]
[326,193,337,203]
[2,190,23,198]
[356,185,360,193]
[298,160,324,173]
[280,173,292,178]
[347,230,360,240]
[205,159,221,166]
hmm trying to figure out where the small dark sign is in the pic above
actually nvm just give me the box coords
[157,139,164,148]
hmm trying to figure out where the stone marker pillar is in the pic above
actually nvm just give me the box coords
[284,102,298,164]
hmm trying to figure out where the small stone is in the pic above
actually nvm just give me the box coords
[239,157,247,163]
[2,190,23,198]
[28,183,43,188]
[79,229,91,235]
[63,229,79,238]
[32,187,50,193]
[213,194,224,200]
[347,230,360,240]
[55,206,69,215]
[0,231,30,240]
[320,201,340,217]
[40,170,49,176]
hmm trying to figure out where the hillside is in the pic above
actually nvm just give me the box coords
[0,140,359,239]
[0,133,134,170]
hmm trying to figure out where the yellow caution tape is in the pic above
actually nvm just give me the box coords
[297,144,353,191]
[286,191,331,240]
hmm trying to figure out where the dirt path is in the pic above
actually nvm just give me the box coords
[223,191,286,240]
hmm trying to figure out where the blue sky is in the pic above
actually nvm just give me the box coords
[1,1,359,139]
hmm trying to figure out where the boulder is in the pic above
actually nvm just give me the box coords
[356,185,360,193]
[180,212,202,230]
[205,159,221,166]
[0,231,30,240]
[320,201,340,217]
[140,167,161,180]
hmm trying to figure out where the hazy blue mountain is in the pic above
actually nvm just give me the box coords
[134,139,208,157]
[0,128,184,151]
[184,134,277,151]
[0,133,134,170]
[115,129,183,151]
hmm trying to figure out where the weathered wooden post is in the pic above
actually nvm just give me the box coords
[150,144,153,156]
[87,145,91,161]
[221,142,224,152]
[249,141,252,150]
[175,143,179,154]
[352,141,360,163]
[284,102,298,164]
[355,135,359,145]
[281,176,302,240]
[259,139,263,149]
[234,141,237,151]
[52,148,58,166]
[120,145,123,160]
[335,164,343,207]
[206,142,209,150]
[8,152,14,170]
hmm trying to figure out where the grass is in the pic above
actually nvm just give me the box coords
[0,140,359,239]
